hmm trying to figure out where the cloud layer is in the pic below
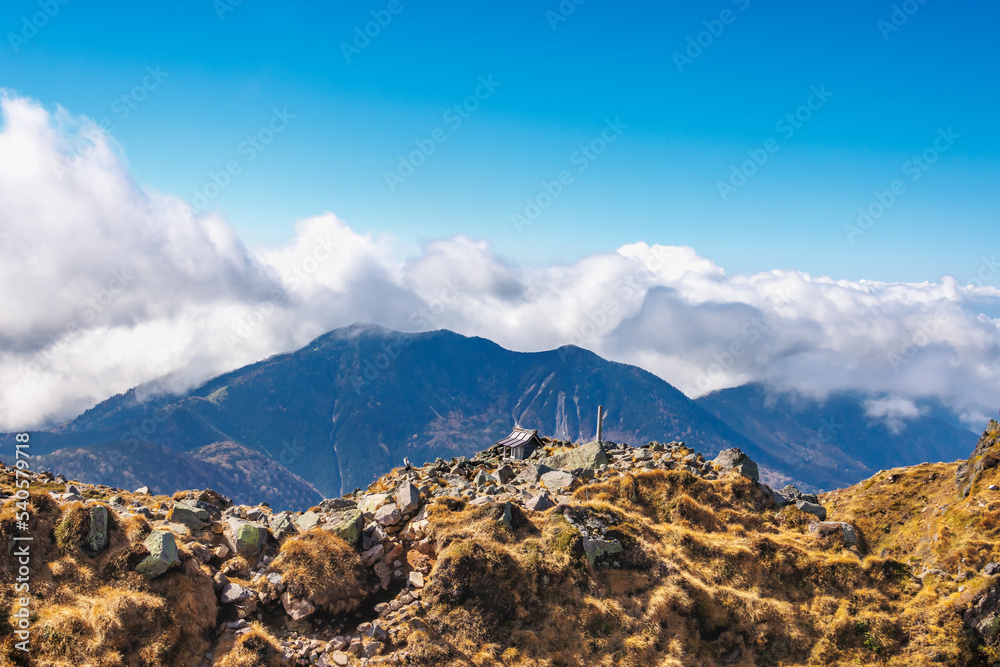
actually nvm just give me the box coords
[2,91,999,431]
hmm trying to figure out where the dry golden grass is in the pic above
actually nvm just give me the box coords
[405,466,989,666]
[7,432,1000,666]
[0,479,216,667]
[212,622,283,667]
[266,529,368,614]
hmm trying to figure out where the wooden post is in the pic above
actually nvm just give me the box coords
[596,405,604,443]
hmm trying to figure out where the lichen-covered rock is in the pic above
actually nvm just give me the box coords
[295,510,321,532]
[87,505,108,554]
[540,470,579,492]
[136,530,180,578]
[543,441,609,471]
[965,582,1000,642]
[169,501,212,528]
[582,536,624,566]
[225,517,268,557]
[324,507,364,545]
[358,493,392,514]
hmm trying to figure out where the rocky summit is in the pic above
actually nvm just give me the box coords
[4,427,1000,666]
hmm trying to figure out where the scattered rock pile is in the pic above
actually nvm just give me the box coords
[6,436,857,666]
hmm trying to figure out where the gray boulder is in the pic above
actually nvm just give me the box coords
[495,464,515,484]
[225,517,269,557]
[540,470,579,492]
[809,521,858,546]
[512,463,555,485]
[712,448,760,483]
[375,503,401,527]
[269,512,298,539]
[795,499,827,521]
[395,482,421,514]
[319,498,356,512]
[136,530,180,578]
[525,492,556,512]
[295,511,321,532]
[221,582,252,604]
[473,470,497,487]
[87,505,109,554]
[323,507,364,546]
[169,501,213,529]
[543,441,609,471]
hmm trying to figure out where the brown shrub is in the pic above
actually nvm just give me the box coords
[214,622,283,667]
[269,529,368,614]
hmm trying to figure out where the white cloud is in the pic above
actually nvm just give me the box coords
[864,397,926,434]
[2,91,1000,432]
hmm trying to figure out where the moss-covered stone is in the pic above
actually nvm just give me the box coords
[136,530,180,578]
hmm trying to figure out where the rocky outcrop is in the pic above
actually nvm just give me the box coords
[713,448,759,482]
[957,421,1000,497]
[964,580,1000,642]
[18,433,813,665]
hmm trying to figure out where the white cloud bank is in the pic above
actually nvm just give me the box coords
[2,91,1000,431]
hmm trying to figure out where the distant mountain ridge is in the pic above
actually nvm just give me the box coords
[696,382,977,490]
[4,324,978,507]
[13,324,778,505]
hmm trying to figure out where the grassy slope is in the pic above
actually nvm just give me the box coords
[5,428,1000,666]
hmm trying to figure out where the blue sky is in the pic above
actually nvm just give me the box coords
[1,0,997,283]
